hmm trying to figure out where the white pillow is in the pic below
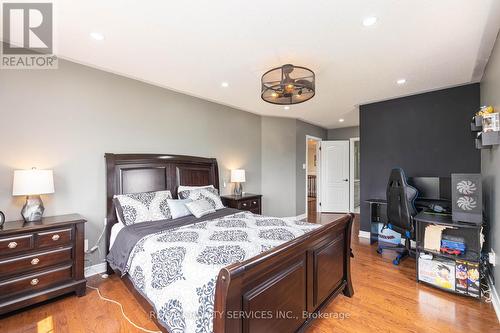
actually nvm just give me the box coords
[185,199,216,218]
[167,198,193,219]
[178,187,224,210]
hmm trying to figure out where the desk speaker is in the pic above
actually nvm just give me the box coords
[451,173,482,224]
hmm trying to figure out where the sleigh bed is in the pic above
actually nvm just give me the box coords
[104,153,354,333]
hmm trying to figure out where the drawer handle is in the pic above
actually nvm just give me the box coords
[31,258,40,265]
[253,201,257,205]
[52,234,60,241]
[8,241,17,249]
[30,278,39,286]
[242,203,247,207]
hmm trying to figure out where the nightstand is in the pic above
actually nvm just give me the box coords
[0,214,87,315]
[221,193,262,214]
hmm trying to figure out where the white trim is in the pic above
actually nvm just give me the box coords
[358,230,371,239]
[305,135,322,218]
[349,137,360,213]
[488,274,500,323]
[85,262,107,278]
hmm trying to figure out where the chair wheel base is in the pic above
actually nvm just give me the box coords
[376,248,383,255]
[392,258,400,265]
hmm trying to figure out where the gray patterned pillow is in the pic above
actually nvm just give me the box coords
[178,187,224,210]
[185,199,216,218]
[114,190,172,225]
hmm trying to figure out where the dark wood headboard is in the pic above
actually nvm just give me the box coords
[104,153,219,266]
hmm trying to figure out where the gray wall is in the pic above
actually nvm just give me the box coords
[261,117,297,217]
[481,33,500,294]
[0,59,262,267]
[359,84,481,232]
[296,120,327,215]
[327,126,359,140]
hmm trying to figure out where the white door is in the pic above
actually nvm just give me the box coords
[321,141,350,212]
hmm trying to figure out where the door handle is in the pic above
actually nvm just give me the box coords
[343,179,349,182]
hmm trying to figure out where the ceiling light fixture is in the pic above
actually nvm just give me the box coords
[339,118,345,123]
[261,64,315,106]
[221,82,229,88]
[90,32,105,41]
[284,106,290,110]
[362,16,377,27]
[396,79,407,85]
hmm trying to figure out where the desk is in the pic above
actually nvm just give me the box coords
[414,210,483,298]
[366,199,387,243]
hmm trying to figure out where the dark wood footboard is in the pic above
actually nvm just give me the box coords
[214,213,354,333]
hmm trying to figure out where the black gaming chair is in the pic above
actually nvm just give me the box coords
[377,168,418,265]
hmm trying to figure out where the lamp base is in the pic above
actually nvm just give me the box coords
[21,195,44,222]
[234,182,243,196]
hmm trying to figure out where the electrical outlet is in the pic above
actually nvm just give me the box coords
[84,239,89,252]
[490,250,496,266]
[103,217,107,226]
[223,181,226,188]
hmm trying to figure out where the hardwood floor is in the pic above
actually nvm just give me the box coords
[1,214,498,333]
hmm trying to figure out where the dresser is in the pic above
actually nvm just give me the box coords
[221,193,262,214]
[0,214,86,315]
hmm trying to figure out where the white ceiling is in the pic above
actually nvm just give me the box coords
[43,1,500,128]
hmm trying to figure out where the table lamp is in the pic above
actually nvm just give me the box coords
[12,168,55,222]
[231,169,245,196]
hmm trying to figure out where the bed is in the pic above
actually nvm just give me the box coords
[104,153,354,333]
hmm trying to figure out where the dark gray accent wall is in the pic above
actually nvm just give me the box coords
[360,84,481,232]
[327,126,359,140]
[481,33,500,294]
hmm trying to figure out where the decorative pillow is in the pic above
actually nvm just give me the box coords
[114,190,172,226]
[185,199,216,218]
[167,198,193,219]
[178,187,224,210]
[177,185,214,193]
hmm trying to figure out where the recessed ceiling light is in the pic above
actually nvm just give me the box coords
[339,118,345,123]
[284,106,290,110]
[90,32,105,41]
[221,82,229,88]
[396,79,407,85]
[362,16,377,27]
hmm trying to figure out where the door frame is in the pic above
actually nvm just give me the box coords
[349,137,360,213]
[305,135,322,217]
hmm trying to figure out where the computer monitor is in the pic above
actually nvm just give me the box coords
[408,177,451,201]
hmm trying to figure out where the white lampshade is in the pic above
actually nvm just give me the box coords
[13,169,55,196]
[231,169,246,183]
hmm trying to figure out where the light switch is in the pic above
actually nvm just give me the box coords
[302,163,306,170]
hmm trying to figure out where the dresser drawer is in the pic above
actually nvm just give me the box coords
[0,247,72,278]
[0,234,34,255]
[249,198,260,208]
[0,265,72,297]
[238,200,253,210]
[37,228,72,248]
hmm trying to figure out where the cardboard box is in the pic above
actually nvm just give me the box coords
[455,260,468,295]
[376,223,401,245]
[418,257,456,291]
[467,262,480,298]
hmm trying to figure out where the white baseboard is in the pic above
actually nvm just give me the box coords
[488,275,500,323]
[84,262,107,278]
[358,230,370,239]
